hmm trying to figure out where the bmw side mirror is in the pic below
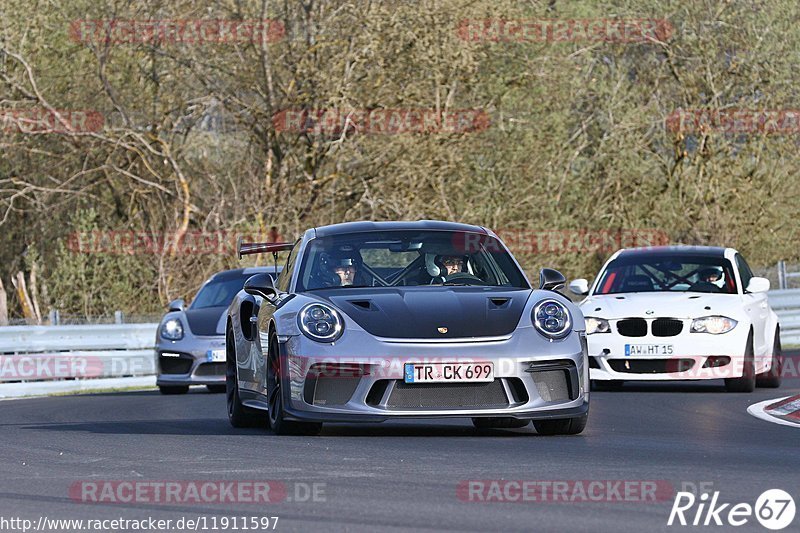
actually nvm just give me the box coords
[167,298,185,312]
[539,268,566,291]
[244,273,278,301]
[569,278,590,296]
[745,277,770,294]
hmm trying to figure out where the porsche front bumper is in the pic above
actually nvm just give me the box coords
[277,328,589,423]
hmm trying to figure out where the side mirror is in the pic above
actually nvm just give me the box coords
[244,273,278,301]
[539,268,566,291]
[569,278,590,296]
[167,298,185,312]
[746,276,770,294]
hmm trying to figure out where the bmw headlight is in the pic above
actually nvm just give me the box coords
[690,316,737,335]
[299,303,344,342]
[160,318,184,340]
[585,317,611,335]
[532,299,572,339]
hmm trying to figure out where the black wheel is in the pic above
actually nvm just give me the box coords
[756,330,783,388]
[207,384,226,393]
[158,385,189,395]
[472,417,530,429]
[226,325,264,428]
[533,414,588,435]
[592,380,624,391]
[267,330,322,436]
[725,332,756,393]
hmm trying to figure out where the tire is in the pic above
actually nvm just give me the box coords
[756,330,783,388]
[207,384,226,393]
[725,332,756,393]
[591,380,624,391]
[472,417,530,429]
[159,385,189,395]
[226,325,265,428]
[533,414,588,435]
[266,330,322,436]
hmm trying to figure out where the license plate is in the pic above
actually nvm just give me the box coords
[207,349,226,363]
[625,344,674,356]
[403,362,494,383]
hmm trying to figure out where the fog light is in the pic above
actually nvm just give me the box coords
[702,356,731,368]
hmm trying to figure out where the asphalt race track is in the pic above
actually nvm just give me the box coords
[1,378,798,532]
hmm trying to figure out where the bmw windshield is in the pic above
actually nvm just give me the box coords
[595,254,738,295]
[296,230,529,291]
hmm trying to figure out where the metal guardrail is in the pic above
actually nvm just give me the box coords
[0,323,158,386]
[767,289,800,346]
[0,289,798,393]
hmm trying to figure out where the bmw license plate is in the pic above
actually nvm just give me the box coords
[404,362,493,383]
[207,349,226,363]
[625,344,674,356]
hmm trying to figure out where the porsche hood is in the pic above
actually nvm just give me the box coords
[582,292,740,320]
[309,287,533,339]
[183,307,227,336]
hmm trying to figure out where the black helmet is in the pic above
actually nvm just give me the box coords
[320,248,361,270]
[698,267,722,281]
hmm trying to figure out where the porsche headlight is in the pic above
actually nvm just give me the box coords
[585,317,611,335]
[690,316,737,335]
[299,303,343,342]
[533,299,572,339]
[160,318,184,340]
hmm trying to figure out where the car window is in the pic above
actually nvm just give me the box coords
[594,254,738,295]
[736,254,754,292]
[275,241,300,293]
[296,230,529,291]
[191,277,250,309]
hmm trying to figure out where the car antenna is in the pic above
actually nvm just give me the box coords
[273,250,278,276]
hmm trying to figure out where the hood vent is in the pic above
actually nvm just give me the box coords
[348,300,374,311]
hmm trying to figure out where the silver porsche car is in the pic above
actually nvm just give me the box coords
[156,266,281,394]
[225,221,589,435]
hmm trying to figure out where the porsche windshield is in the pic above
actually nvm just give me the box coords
[595,254,738,295]
[191,275,254,309]
[297,230,529,290]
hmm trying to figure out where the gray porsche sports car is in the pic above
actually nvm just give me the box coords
[225,221,589,435]
[156,266,281,394]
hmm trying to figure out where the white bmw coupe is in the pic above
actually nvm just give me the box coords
[570,246,782,392]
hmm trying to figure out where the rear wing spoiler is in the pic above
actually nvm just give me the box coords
[237,237,294,259]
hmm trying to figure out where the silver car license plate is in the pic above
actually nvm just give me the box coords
[404,362,494,383]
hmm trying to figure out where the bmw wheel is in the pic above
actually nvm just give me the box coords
[725,332,756,393]
[756,330,783,388]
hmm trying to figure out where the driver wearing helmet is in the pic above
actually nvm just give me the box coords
[699,267,722,283]
[691,267,724,293]
[439,255,465,276]
[319,249,363,287]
